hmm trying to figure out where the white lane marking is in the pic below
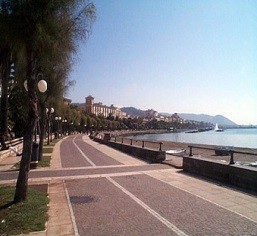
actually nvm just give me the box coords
[147,173,257,224]
[64,181,80,236]
[58,164,145,170]
[0,170,168,185]
[72,137,96,166]
[24,164,148,172]
[107,177,188,236]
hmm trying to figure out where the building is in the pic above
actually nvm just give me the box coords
[63,98,72,106]
[145,109,158,119]
[85,95,126,118]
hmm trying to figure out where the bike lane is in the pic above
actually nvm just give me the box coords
[60,135,122,168]
[60,136,92,168]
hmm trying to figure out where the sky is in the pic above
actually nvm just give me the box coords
[69,0,257,125]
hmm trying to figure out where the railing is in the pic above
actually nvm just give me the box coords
[188,145,257,165]
[113,136,163,151]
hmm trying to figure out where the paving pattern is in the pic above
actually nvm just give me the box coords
[1,134,257,236]
[63,135,257,236]
[66,178,177,236]
[60,137,92,168]
[112,174,257,235]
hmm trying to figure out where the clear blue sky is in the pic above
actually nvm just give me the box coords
[69,0,257,125]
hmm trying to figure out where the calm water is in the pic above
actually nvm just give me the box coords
[132,128,257,149]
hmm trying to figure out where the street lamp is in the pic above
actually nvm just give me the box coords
[46,108,54,144]
[62,119,67,135]
[69,122,74,135]
[23,74,48,142]
[23,74,47,93]
[54,116,62,138]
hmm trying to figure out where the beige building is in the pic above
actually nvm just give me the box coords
[63,98,72,106]
[85,95,126,118]
[145,109,158,119]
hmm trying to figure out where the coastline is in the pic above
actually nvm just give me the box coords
[107,130,257,164]
[109,129,171,137]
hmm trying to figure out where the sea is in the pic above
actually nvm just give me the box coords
[131,128,257,149]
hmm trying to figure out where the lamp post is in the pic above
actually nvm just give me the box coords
[62,119,67,135]
[46,108,54,144]
[24,74,48,142]
[24,75,47,93]
[54,116,62,138]
[77,123,80,134]
[69,122,74,135]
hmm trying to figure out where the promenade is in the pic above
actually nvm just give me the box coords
[1,134,257,235]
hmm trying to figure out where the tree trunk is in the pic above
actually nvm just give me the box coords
[0,46,11,150]
[39,103,47,161]
[14,50,38,203]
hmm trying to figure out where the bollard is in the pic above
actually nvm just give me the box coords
[142,141,145,148]
[229,151,235,165]
[130,139,133,145]
[189,146,193,156]
[159,142,163,151]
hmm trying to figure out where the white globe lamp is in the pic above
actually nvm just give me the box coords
[24,80,28,91]
[38,80,47,93]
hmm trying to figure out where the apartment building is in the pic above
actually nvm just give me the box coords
[85,95,126,118]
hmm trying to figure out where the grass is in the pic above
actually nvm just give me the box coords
[14,139,58,169]
[43,146,54,154]
[0,138,60,234]
[45,138,61,146]
[37,156,51,167]
[0,186,49,235]
[14,153,51,169]
[37,143,55,167]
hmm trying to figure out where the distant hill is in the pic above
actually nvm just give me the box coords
[121,107,147,117]
[161,112,237,126]
[177,113,237,126]
[121,107,237,126]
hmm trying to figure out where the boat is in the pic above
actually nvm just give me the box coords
[185,130,198,133]
[166,149,186,156]
[214,123,224,132]
[214,146,231,155]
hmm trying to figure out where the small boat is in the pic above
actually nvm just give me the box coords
[185,130,198,133]
[166,149,186,156]
[214,146,231,155]
[214,123,224,132]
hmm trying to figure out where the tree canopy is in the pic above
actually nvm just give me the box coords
[0,0,96,203]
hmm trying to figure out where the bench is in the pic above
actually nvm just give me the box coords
[0,137,23,161]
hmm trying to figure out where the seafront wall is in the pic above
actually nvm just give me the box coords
[183,156,257,192]
[109,129,171,138]
[93,131,257,192]
[93,136,166,163]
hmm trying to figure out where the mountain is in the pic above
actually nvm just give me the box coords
[161,112,237,126]
[121,107,146,117]
[121,107,237,126]
[177,113,237,126]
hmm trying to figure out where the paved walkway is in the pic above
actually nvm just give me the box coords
[0,135,257,235]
